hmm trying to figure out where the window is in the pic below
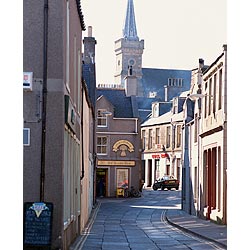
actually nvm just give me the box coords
[23,128,30,146]
[218,147,221,211]
[97,109,108,127]
[168,78,183,87]
[208,78,212,115]
[166,126,171,148]
[218,69,222,110]
[97,136,107,154]
[176,125,182,148]
[173,98,178,114]
[194,114,198,143]
[194,166,198,203]
[213,74,217,114]
[63,129,81,228]
[156,128,160,145]
[204,82,208,118]
[148,129,153,149]
[117,169,129,188]
[149,91,157,98]
[142,130,146,150]
[152,104,159,117]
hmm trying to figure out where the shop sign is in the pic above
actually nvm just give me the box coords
[152,153,169,159]
[98,160,135,166]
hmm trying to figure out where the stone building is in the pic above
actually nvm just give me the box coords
[182,45,227,224]
[110,0,191,123]
[23,1,95,248]
[140,92,188,188]
[95,88,141,197]
[200,45,227,224]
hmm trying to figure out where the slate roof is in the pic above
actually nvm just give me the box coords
[141,106,184,127]
[141,111,172,127]
[96,89,134,118]
[141,68,191,101]
[83,64,96,107]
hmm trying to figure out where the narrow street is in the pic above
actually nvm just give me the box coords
[75,189,224,250]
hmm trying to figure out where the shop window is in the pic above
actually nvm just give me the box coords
[116,169,129,188]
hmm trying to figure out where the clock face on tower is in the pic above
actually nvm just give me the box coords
[128,58,136,66]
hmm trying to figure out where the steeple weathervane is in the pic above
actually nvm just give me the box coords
[123,0,139,41]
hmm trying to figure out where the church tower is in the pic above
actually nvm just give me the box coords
[114,0,144,92]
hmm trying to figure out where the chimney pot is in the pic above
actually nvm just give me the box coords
[88,26,92,37]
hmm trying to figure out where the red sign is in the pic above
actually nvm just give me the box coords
[152,153,169,159]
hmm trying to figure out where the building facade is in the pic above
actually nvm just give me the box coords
[96,89,141,197]
[182,46,227,224]
[140,93,187,188]
[111,0,191,123]
[23,1,95,249]
[114,0,144,89]
[200,45,227,224]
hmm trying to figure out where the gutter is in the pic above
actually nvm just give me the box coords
[40,0,49,201]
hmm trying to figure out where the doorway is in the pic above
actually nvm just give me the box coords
[96,168,108,197]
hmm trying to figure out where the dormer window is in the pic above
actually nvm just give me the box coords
[152,103,159,118]
[149,91,157,98]
[168,78,183,87]
[97,109,109,127]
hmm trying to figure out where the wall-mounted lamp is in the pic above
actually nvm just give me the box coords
[101,111,112,116]
[188,93,213,100]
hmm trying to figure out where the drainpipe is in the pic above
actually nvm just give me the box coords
[40,0,49,202]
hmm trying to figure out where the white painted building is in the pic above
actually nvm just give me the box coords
[141,93,188,188]
[182,45,227,224]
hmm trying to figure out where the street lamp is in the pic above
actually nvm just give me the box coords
[188,93,213,100]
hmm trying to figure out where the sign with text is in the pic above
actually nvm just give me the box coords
[24,202,53,246]
[152,153,170,159]
[98,160,135,166]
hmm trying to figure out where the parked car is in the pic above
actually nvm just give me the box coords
[152,175,179,191]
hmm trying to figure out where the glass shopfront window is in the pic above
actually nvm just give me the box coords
[116,168,129,188]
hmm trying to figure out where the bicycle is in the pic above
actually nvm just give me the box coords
[124,186,141,198]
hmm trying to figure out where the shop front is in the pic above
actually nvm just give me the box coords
[97,160,138,197]
[142,152,170,187]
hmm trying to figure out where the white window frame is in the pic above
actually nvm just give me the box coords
[97,136,108,155]
[97,109,108,127]
[166,126,171,148]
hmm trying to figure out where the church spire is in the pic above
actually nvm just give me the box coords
[123,0,139,41]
